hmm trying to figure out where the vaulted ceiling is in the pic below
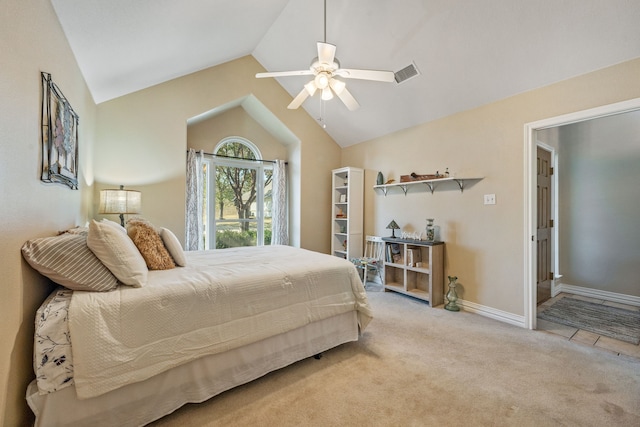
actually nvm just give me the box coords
[51,0,640,147]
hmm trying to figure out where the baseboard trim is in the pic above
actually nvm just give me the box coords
[457,299,526,328]
[557,283,640,307]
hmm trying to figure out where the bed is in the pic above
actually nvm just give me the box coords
[22,220,372,427]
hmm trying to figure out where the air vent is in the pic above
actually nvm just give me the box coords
[394,62,420,84]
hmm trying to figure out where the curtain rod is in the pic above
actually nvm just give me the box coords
[188,150,287,165]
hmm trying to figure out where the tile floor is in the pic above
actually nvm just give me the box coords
[536,293,640,360]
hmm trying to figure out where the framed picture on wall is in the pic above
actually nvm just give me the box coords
[41,72,79,190]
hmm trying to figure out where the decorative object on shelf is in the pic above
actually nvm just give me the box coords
[384,179,395,184]
[401,172,444,182]
[99,185,142,227]
[445,275,460,312]
[335,207,346,218]
[386,220,400,238]
[425,218,435,242]
[339,194,347,203]
[376,172,384,185]
[41,72,79,190]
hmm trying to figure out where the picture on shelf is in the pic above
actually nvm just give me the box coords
[407,247,422,267]
[386,243,402,264]
[339,194,347,203]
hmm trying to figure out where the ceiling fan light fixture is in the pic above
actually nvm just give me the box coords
[329,78,346,95]
[315,73,330,89]
[321,87,333,100]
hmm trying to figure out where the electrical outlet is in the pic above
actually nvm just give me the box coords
[484,194,496,205]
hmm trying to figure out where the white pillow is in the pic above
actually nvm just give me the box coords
[160,227,187,267]
[100,218,127,234]
[87,219,148,287]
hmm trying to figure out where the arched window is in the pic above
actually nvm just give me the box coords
[202,137,273,248]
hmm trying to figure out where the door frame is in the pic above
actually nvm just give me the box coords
[523,97,640,329]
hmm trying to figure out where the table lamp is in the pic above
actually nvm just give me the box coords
[386,220,400,238]
[99,185,141,227]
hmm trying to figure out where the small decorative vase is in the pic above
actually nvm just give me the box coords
[445,276,460,312]
[425,218,435,242]
[376,171,384,185]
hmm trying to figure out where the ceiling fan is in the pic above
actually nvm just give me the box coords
[255,0,394,111]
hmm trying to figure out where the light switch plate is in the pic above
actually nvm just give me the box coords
[484,194,496,205]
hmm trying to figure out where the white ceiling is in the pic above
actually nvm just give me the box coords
[51,0,640,147]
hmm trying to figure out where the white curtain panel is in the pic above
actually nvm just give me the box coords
[271,159,288,246]
[185,149,204,251]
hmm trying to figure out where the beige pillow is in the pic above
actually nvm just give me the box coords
[87,219,148,287]
[127,219,175,270]
[160,227,187,267]
[22,232,118,292]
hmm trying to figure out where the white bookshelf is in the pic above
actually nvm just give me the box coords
[331,167,363,260]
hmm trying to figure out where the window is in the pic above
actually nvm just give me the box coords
[202,137,272,249]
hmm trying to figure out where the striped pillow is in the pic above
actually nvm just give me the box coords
[22,232,118,292]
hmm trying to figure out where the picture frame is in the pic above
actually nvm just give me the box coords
[339,194,347,203]
[41,72,79,189]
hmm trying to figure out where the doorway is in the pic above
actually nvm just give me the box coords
[523,97,640,329]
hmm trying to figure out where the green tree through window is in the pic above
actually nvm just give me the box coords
[203,138,272,249]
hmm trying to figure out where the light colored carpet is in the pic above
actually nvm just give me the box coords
[538,297,640,344]
[151,291,640,426]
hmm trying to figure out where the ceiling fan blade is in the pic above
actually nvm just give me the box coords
[335,68,395,82]
[317,42,336,66]
[333,85,360,111]
[256,70,314,78]
[288,87,311,109]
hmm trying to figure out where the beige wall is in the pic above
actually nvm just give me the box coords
[94,56,341,252]
[342,58,640,316]
[0,1,96,425]
[187,106,288,161]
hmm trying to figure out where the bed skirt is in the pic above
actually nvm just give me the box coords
[27,311,358,427]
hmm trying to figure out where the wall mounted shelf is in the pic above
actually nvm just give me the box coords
[373,177,483,195]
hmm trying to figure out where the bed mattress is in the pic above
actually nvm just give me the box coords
[61,245,370,398]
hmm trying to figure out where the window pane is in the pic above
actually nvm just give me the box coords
[214,165,257,222]
[204,139,281,249]
[215,221,257,248]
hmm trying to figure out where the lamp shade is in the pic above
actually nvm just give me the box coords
[386,219,400,238]
[99,186,141,215]
[386,220,400,230]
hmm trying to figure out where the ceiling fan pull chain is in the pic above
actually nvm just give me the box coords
[318,97,327,128]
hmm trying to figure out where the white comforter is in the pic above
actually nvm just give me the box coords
[68,245,372,399]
